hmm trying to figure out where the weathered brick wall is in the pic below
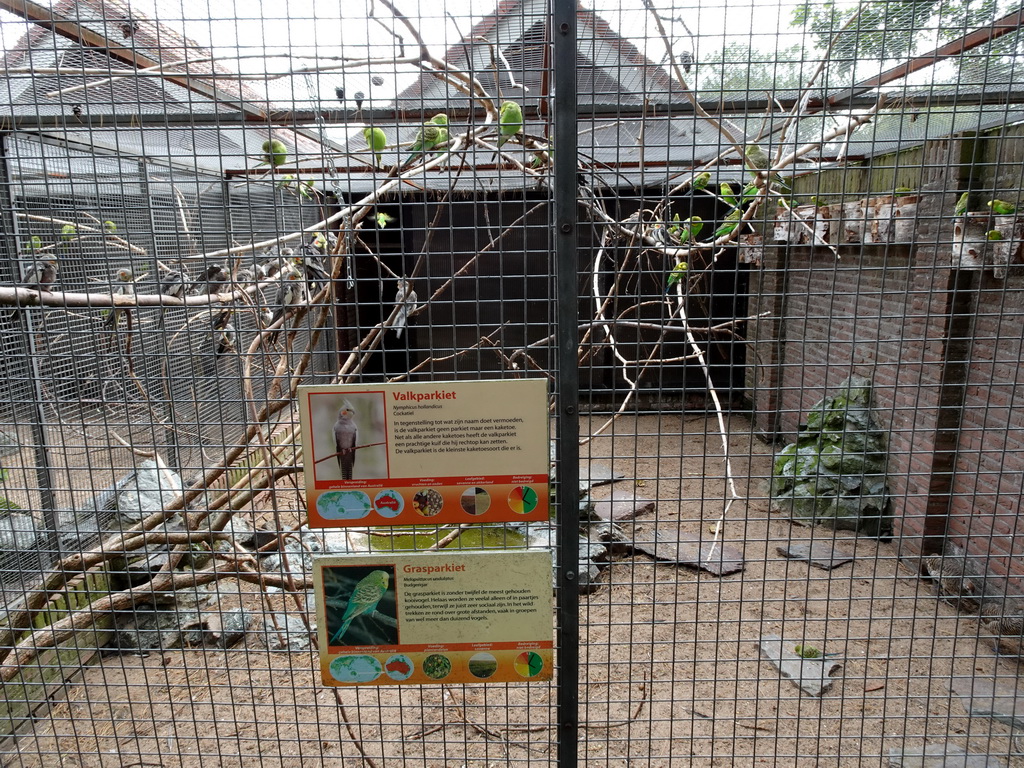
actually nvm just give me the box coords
[950,270,1024,592]
[752,238,953,556]
[749,131,1024,587]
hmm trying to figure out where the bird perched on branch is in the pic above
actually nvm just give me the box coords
[393,277,417,339]
[159,267,189,300]
[329,569,389,645]
[675,216,703,242]
[718,182,738,207]
[649,222,679,246]
[260,139,288,168]
[691,172,711,191]
[199,264,229,295]
[203,308,239,375]
[213,308,238,356]
[363,126,387,168]
[333,400,358,480]
[497,100,523,147]
[744,143,770,171]
[156,266,189,322]
[953,192,970,217]
[104,267,135,330]
[266,263,307,343]
[988,199,1017,215]
[399,113,449,170]
[22,258,57,292]
[714,208,743,240]
[665,261,688,293]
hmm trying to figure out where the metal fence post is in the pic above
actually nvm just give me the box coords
[552,0,580,764]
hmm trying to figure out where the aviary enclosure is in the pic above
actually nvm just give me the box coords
[0,0,1023,765]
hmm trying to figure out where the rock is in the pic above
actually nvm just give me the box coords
[776,541,854,570]
[215,515,257,549]
[591,490,655,521]
[114,457,183,524]
[632,527,744,576]
[886,743,1002,767]
[588,521,633,556]
[205,607,250,648]
[320,528,370,555]
[265,612,314,652]
[519,522,556,550]
[121,549,172,584]
[576,559,601,593]
[111,607,203,652]
[758,634,841,696]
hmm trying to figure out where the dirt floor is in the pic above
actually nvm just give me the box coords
[5,413,1024,767]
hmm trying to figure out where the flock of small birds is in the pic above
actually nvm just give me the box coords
[18,231,336,350]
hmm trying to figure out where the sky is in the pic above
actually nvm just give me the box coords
[0,0,822,107]
[0,0,1001,110]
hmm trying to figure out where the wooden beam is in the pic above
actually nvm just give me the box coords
[0,0,266,119]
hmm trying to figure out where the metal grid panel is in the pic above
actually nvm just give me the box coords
[0,0,1023,766]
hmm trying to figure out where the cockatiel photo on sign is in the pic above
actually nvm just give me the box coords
[333,400,358,480]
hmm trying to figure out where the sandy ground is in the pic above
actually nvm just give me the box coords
[4,413,1023,768]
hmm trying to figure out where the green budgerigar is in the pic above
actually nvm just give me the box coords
[690,172,711,191]
[793,643,837,659]
[363,126,387,168]
[329,570,390,645]
[401,113,449,168]
[714,208,742,239]
[954,191,969,217]
[261,138,288,167]
[719,182,737,207]
[676,215,702,242]
[744,143,770,170]
[497,100,523,147]
[665,261,688,292]
[988,199,1017,215]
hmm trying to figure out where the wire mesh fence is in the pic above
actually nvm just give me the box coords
[0,0,1023,765]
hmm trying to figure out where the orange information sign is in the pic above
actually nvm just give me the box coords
[313,551,554,686]
[298,379,549,527]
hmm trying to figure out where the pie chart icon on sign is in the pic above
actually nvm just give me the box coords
[507,486,538,515]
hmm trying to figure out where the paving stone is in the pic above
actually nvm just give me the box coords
[579,460,626,492]
[759,634,841,696]
[776,540,854,570]
[951,676,1024,730]
[633,527,744,576]
[887,743,1003,767]
[591,490,656,521]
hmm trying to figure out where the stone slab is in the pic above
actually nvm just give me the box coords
[591,490,656,521]
[759,634,841,696]
[633,528,744,576]
[887,743,1003,767]
[776,540,854,570]
[951,676,1024,730]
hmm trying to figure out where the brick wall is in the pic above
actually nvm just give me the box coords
[749,132,1024,588]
